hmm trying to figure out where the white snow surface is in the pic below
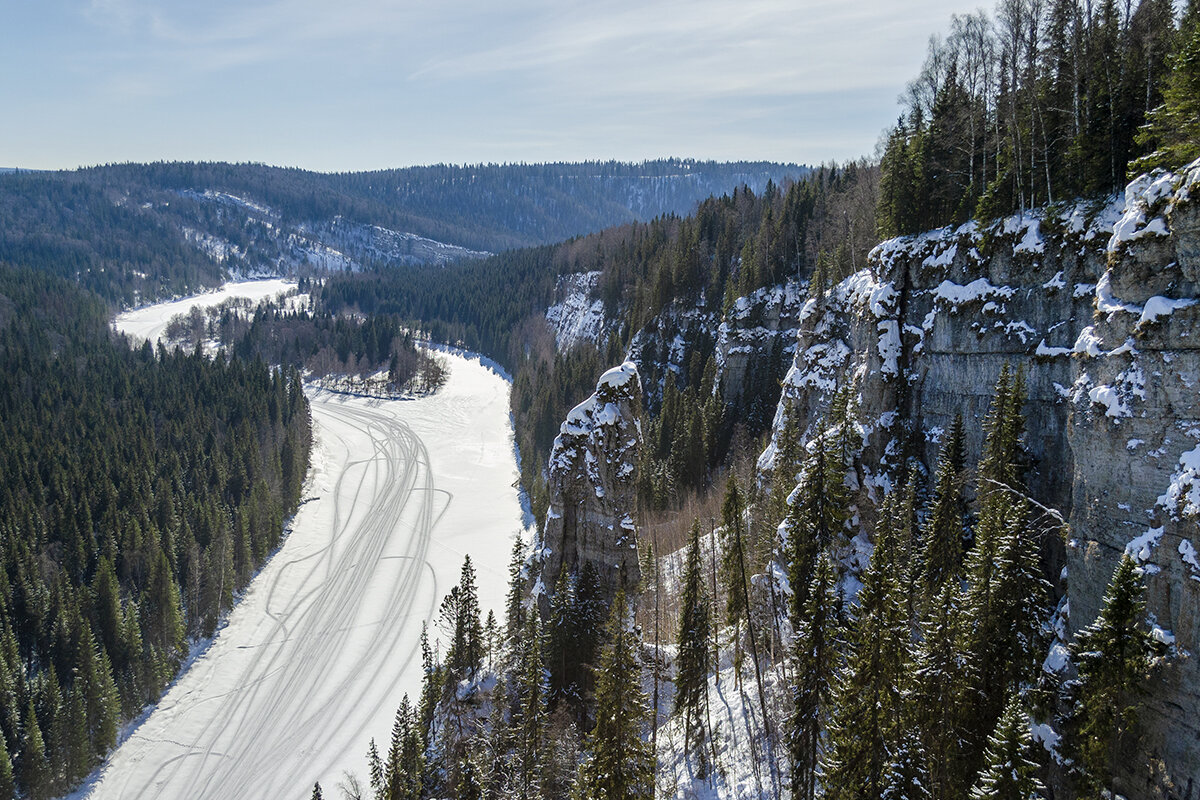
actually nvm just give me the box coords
[933,277,1015,307]
[545,271,606,349]
[114,279,295,345]
[90,287,525,799]
[1157,444,1200,519]
[1139,295,1198,327]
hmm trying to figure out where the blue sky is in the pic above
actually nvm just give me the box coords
[2,0,982,171]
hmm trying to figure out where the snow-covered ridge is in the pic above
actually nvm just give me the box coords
[175,188,489,272]
[1108,157,1200,254]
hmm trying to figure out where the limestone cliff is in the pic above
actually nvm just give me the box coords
[534,362,644,608]
[762,159,1200,798]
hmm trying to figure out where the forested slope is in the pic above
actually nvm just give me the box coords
[0,268,310,798]
[0,160,805,307]
[333,4,1200,799]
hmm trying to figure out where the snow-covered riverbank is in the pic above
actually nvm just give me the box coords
[113,278,295,344]
[79,285,526,799]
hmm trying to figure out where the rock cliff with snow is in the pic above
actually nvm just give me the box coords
[761,159,1200,794]
[535,362,644,608]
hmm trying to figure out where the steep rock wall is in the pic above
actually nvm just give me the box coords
[534,362,644,609]
[763,160,1200,797]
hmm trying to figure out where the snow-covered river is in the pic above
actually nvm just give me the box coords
[81,282,526,799]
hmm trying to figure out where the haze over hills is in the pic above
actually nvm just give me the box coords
[0,160,805,306]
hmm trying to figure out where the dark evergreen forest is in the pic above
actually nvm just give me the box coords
[877,0,1199,235]
[0,267,310,798]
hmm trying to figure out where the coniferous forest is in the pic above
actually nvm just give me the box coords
[0,267,310,798]
[2,0,1200,797]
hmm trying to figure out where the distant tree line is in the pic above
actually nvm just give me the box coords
[167,294,447,394]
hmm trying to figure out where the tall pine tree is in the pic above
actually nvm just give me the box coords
[579,589,654,800]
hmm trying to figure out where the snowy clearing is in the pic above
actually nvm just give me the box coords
[84,287,526,800]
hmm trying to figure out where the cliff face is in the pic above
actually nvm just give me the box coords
[535,362,644,608]
[715,279,806,394]
[763,160,1200,797]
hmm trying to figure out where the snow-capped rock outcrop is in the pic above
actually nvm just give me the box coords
[762,159,1200,796]
[535,362,644,609]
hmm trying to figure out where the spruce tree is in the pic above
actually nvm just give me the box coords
[18,699,48,800]
[821,503,912,800]
[385,695,422,800]
[0,734,13,800]
[512,611,549,800]
[770,406,805,524]
[970,696,1045,800]
[920,415,967,594]
[446,556,483,680]
[979,366,1026,495]
[579,589,654,800]
[1132,9,1200,172]
[547,571,577,711]
[1061,555,1159,799]
[367,738,384,800]
[789,551,838,800]
[673,520,711,778]
[311,782,323,800]
[915,579,969,800]
[882,728,930,800]
[720,476,749,642]
[785,404,853,619]
[505,538,528,644]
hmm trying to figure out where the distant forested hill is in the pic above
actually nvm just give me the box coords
[0,160,806,306]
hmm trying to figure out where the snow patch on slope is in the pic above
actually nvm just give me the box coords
[546,271,606,349]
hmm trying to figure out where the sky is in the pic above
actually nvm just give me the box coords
[2,0,985,172]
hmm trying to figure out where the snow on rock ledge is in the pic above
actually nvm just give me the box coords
[536,361,644,611]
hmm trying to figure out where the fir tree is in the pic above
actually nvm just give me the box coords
[579,589,654,800]
[673,520,711,777]
[311,782,323,800]
[970,696,1045,800]
[1061,555,1160,799]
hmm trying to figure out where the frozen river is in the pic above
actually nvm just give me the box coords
[82,284,525,799]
